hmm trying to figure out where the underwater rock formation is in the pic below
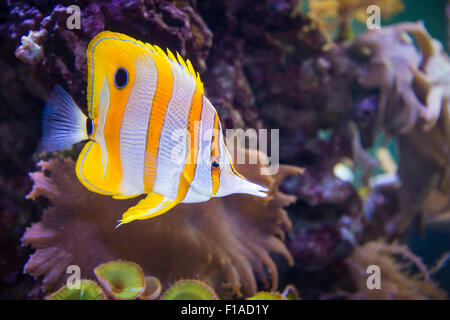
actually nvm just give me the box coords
[2,0,360,298]
[22,148,302,299]
[336,240,447,299]
[1,0,448,300]
[6,0,213,109]
[282,160,363,266]
[198,0,332,129]
[0,0,211,298]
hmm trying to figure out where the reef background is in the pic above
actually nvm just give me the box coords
[0,0,449,299]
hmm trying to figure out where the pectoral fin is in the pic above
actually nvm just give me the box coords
[117,193,178,226]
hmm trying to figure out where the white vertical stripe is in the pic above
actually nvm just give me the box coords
[95,77,110,179]
[182,96,215,203]
[119,55,157,195]
[152,59,197,200]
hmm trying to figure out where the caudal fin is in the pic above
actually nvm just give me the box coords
[42,85,88,151]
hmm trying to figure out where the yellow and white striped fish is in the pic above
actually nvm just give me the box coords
[42,31,267,226]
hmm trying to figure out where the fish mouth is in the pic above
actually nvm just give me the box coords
[235,178,268,198]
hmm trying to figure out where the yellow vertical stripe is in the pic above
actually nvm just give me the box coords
[102,72,134,192]
[144,52,174,193]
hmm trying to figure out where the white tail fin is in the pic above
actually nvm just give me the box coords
[42,85,88,151]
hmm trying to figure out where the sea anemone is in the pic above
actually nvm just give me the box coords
[337,240,447,299]
[246,291,286,300]
[22,147,302,299]
[45,279,106,300]
[351,22,450,232]
[140,276,162,300]
[161,279,219,300]
[93,260,146,300]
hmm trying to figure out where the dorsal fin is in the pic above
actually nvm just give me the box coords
[144,40,203,92]
[166,48,177,63]
[87,31,204,119]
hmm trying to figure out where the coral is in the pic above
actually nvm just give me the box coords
[0,0,212,298]
[247,291,286,300]
[281,151,364,271]
[21,148,302,299]
[14,29,46,64]
[5,0,213,109]
[281,284,301,300]
[4,1,372,300]
[351,23,424,135]
[362,175,403,239]
[161,279,219,300]
[277,129,365,298]
[351,22,450,234]
[0,44,45,300]
[351,22,448,136]
[45,272,301,300]
[397,23,450,223]
[336,240,447,299]
[45,279,106,300]
[287,223,353,269]
[279,164,364,298]
[1,0,448,300]
[140,276,162,300]
[94,260,146,300]
[3,3,44,41]
[198,0,332,129]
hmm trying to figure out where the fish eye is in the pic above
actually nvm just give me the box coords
[114,67,128,89]
[210,159,220,170]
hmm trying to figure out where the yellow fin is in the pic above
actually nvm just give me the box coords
[87,31,204,120]
[76,140,120,195]
[176,51,189,75]
[166,48,177,63]
[186,59,196,77]
[154,45,166,57]
[117,193,178,226]
[146,43,156,52]
[113,194,141,200]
